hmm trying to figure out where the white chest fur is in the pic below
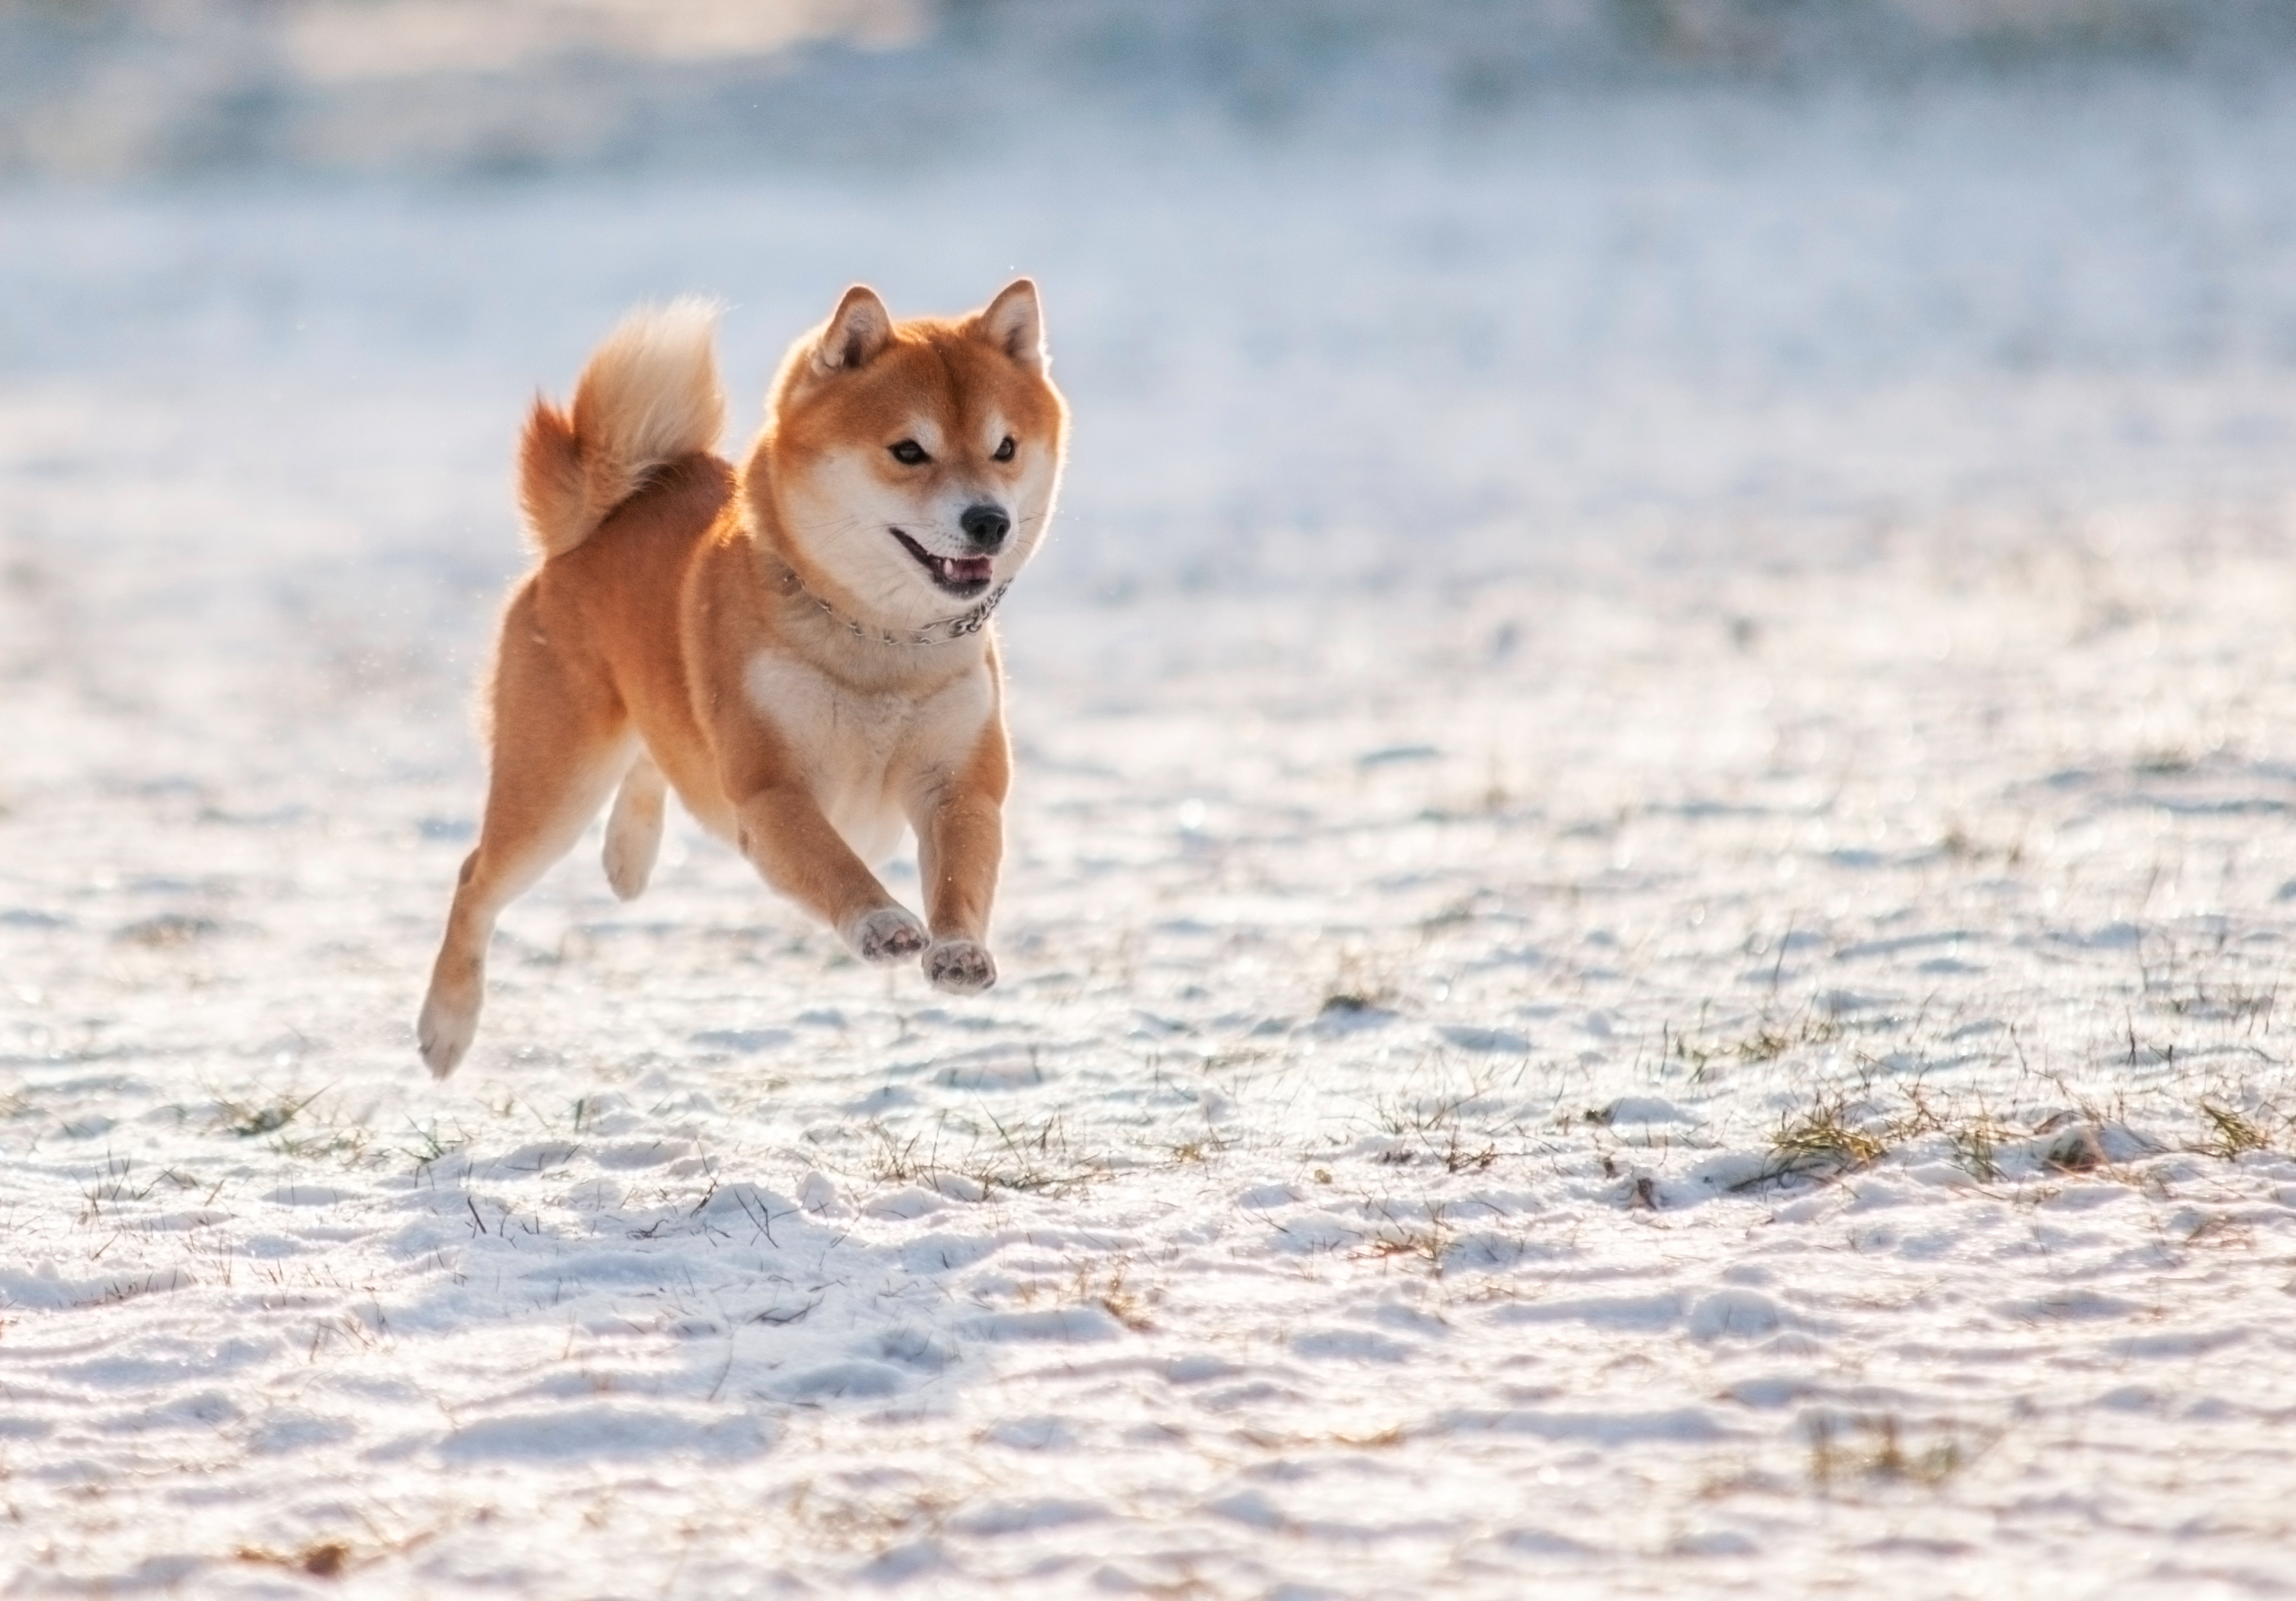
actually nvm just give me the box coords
[742,649,995,864]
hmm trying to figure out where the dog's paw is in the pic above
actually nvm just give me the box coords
[925,938,997,994]
[416,989,478,1081]
[601,826,657,901]
[848,905,929,964]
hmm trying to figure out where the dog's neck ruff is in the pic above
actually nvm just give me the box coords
[772,559,1009,648]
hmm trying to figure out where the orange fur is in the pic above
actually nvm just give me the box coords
[418,281,1067,1078]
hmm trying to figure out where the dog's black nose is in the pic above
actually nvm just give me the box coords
[960,503,1011,552]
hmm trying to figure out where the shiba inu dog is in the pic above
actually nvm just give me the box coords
[416,280,1066,1078]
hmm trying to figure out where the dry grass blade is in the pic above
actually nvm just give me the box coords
[1808,1414,1976,1491]
[237,1539,352,1578]
[1734,1097,1885,1190]
[215,1087,329,1140]
[2195,1102,2269,1160]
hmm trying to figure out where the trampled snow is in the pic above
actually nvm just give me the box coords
[6,62,2296,1599]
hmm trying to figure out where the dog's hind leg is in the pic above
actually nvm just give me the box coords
[418,587,629,1080]
[601,753,666,900]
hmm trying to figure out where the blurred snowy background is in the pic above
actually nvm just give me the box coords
[5,0,2295,610]
[8,2,2296,182]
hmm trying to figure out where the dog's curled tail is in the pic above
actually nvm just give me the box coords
[519,298,726,558]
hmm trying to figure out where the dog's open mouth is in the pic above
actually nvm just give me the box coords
[891,530,993,598]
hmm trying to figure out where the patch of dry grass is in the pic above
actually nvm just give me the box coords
[1807,1413,1980,1491]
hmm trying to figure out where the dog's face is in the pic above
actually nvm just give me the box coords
[760,280,1067,630]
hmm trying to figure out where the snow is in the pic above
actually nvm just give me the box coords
[7,57,2296,1599]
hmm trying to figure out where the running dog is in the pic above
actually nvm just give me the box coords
[417,281,1066,1078]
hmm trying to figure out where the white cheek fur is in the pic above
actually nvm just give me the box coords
[781,454,941,618]
[779,444,1058,627]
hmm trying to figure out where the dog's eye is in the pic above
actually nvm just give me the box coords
[888,440,929,465]
[993,436,1016,462]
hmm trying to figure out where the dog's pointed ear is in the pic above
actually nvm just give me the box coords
[813,285,894,375]
[972,278,1046,372]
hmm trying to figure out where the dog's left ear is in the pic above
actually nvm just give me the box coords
[813,285,894,375]
[972,279,1046,372]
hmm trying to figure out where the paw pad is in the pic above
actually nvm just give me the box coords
[852,907,929,963]
[926,939,997,994]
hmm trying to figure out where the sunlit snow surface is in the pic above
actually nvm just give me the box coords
[7,76,2296,1597]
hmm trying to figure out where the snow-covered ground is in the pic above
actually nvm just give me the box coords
[7,66,2296,1597]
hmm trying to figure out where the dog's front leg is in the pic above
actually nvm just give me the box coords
[700,633,927,961]
[910,743,1008,995]
[733,783,926,962]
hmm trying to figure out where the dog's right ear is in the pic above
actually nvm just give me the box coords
[973,278,1046,372]
[813,285,894,375]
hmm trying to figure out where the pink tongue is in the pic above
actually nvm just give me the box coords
[940,555,993,582]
